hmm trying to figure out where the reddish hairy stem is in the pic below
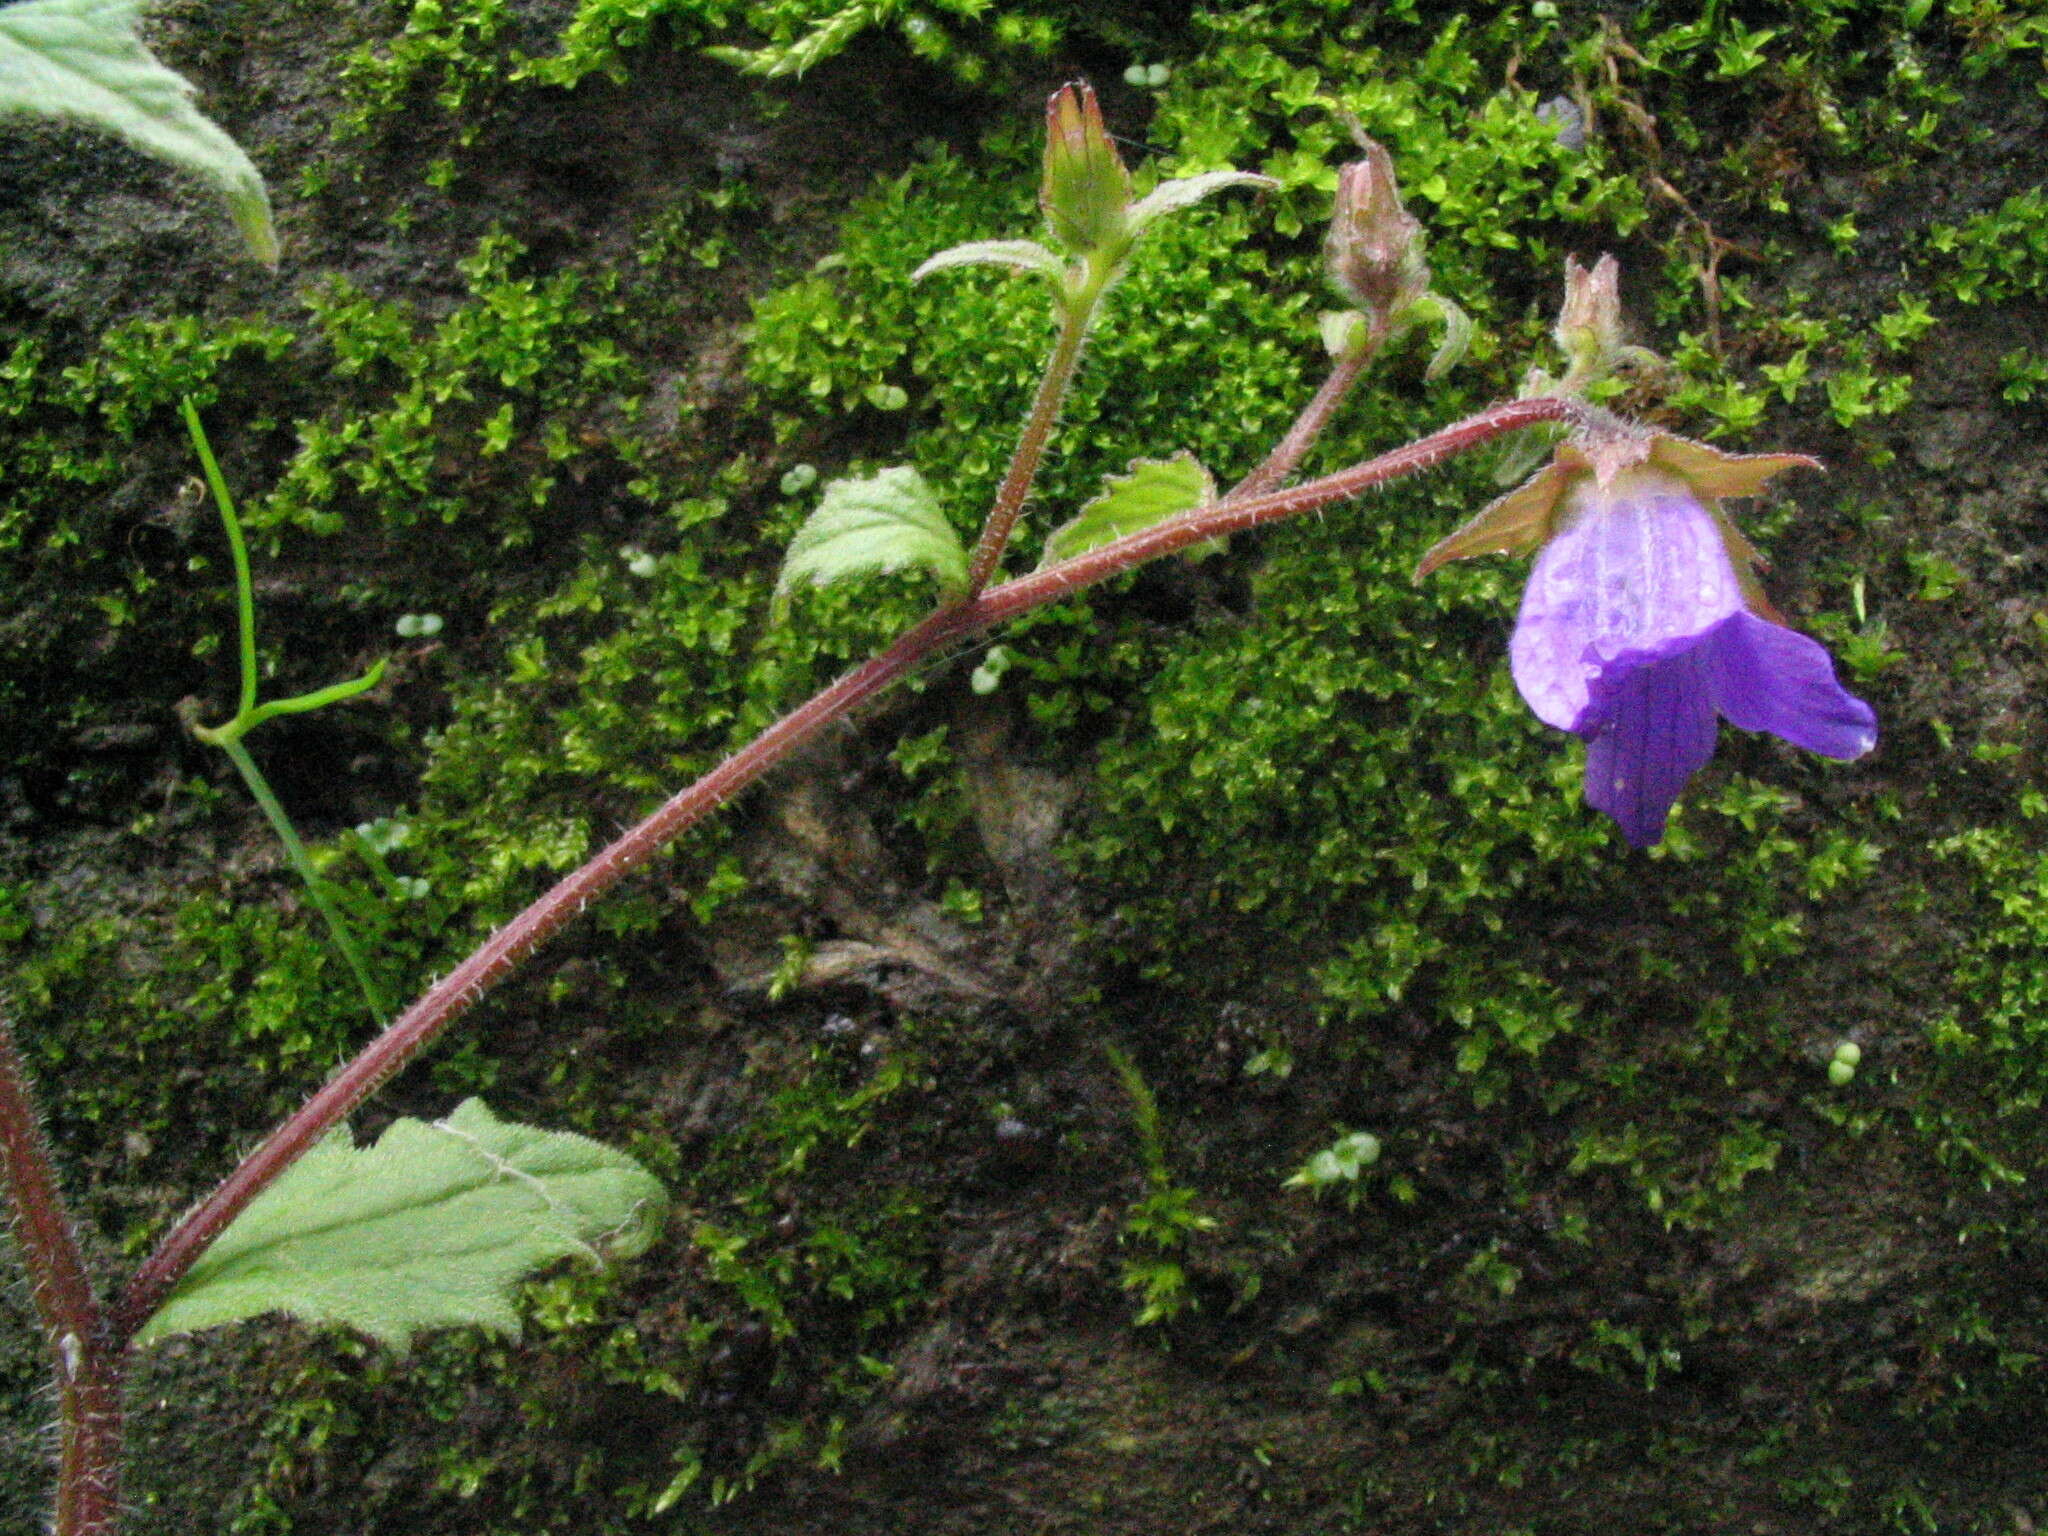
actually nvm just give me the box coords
[1228,340,1377,502]
[0,1015,98,1373]
[0,1013,124,1535]
[115,393,1577,1345]
[963,297,1093,596]
[55,1349,124,1536]
[984,395,1581,617]
[112,603,977,1341]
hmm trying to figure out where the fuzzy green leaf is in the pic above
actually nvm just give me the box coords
[1410,292,1475,381]
[134,1100,666,1351]
[775,466,968,618]
[1040,452,1215,569]
[911,239,1065,285]
[1125,171,1276,233]
[0,0,276,264]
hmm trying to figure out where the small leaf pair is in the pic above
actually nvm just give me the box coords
[773,466,968,617]
[1039,452,1215,567]
[912,82,1274,309]
[773,454,1217,617]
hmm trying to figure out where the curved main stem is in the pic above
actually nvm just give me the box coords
[115,393,1579,1348]
[0,1013,124,1536]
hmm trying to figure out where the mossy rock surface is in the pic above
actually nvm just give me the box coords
[5,0,2048,1532]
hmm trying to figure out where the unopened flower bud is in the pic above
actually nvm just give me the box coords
[1040,81,1132,257]
[1555,254,1626,384]
[1324,140,1428,331]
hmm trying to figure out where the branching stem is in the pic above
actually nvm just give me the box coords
[215,736,391,1022]
[1229,339,1379,501]
[113,392,1578,1352]
[184,398,390,1024]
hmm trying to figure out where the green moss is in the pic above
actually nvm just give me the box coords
[1926,186,2048,306]
[211,1014,949,1530]
[258,230,642,544]
[17,0,2048,1528]
[332,0,1137,140]
[0,313,291,560]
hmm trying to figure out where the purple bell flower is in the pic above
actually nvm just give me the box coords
[1418,425,1877,847]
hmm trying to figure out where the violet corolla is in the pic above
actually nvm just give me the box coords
[1418,421,1877,847]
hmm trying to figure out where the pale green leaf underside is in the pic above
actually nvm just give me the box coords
[1320,309,1367,360]
[1126,171,1276,231]
[1411,293,1475,381]
[0,0,276,265]
[911,239,1064,284]
[775,465,968,617]
[1040,451,1215,569]
[135,1100,667,1351]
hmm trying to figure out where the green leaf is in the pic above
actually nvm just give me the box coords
[1408,292,1475,381]
[135,1100,667,1351]
[774,466,968,619]
[1125,171,1276,233]
[1320,309,1367,360]
[1039,452,1215,569]
[0,0,277,265]
[911,239,1065,285]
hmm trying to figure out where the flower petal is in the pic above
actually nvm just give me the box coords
[1702,612,1878,760]
[1581,650,1720,848]
[1509,470,1746,731]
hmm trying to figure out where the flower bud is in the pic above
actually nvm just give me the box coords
[1554,254,1626,384]
[1323,140,1428,331]
[1040,81,1132,257]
